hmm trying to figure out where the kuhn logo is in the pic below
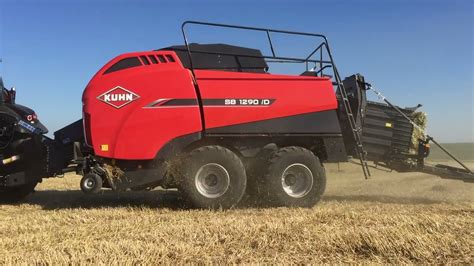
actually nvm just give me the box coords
[97,86,140,109]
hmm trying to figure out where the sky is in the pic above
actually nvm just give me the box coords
[0,0,472,143]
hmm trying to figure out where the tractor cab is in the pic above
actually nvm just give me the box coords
[0,76,47,136]
[0,77,16,105]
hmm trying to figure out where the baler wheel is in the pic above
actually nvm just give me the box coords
[180,145,247,209]
[262,146,326,208]
[0,181,38,203]
[80,173,103,194]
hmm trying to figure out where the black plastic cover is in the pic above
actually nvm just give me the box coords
[54,119,84,145]
[104,57,142,74]
[160,43,268,73]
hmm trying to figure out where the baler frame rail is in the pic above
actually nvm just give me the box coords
[181,21,371,178]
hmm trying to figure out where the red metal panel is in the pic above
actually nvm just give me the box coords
[194,70,338,129]
[83,52,201,160]
[83,51,339,161]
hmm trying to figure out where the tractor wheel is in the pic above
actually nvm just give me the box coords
[0,181,38,203]
[180,145,247,209]
[262,146,326,208]
[80,173,103,194]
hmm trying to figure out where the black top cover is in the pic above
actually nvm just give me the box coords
[160,43,268,73]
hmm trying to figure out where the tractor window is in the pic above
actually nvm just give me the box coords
[1,89,10,104]
[0,89,5,103]
[104,57,142,74]
[0,78,4,103]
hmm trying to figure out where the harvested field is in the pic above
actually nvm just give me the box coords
[428,143,474,161]
[0,160,473,264]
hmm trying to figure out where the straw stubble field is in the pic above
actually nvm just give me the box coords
[0,159,473,264]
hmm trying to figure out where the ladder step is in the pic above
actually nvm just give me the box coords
[337,77,370,178]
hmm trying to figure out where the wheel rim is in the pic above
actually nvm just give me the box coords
[281,163,314,198]
[195,163,230,198]
[84,177,96,190]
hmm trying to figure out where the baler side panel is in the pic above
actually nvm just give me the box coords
[194,70,339,133]
[83,54,202,160]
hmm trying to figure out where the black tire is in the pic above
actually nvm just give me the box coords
[0,181,38,203]
[262,146,326,208]
[180,145,247,209]
[80,173,103,194]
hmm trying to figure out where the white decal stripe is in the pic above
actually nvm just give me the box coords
[143,98,171,108]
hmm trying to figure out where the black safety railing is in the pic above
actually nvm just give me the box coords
[181,20,340,78]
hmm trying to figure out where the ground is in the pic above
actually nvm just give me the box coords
[0,160,473,264]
